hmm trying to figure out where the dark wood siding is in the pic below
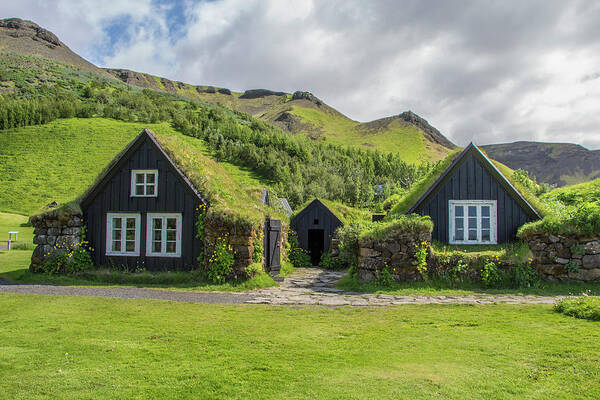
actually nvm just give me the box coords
[414,154,533,244]
[82,136,202,271]
[290,200,343,252]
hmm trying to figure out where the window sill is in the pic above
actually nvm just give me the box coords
[106,252,140,257]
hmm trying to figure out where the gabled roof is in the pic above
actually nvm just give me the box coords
[407,143,542,219]
[79,129,205,208]
[291,198,343,227]
[261,188,293,217]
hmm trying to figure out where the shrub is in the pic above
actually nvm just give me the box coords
[375,264,394,286]
[207,235,235,284]
[287,232,312,268]
[360,214,433,240]
[40,246,94,275]
[509,261,540,288]
[554,295,600,321]
[335,221,373,269]
[413,240,429,279]
[245,262,263,278]
[319,250,344,270]
[481,261,502,287]
[253,232,264,263]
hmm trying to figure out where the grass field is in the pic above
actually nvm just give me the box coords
[0,294,598,399]
[0,213,34,247]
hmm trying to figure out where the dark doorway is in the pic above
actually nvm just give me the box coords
[307,229,324,265]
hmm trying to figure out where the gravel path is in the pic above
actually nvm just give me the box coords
[0,268,568,306]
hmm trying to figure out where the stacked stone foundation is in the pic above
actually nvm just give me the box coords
[526,233,600,282]
[29,207,83,271]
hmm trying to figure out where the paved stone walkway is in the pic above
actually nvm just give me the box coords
[244,268,567,306]
[0,267,569,306]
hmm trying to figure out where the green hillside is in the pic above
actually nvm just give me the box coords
[0,118,271,216]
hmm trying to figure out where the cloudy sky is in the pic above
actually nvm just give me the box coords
[3,0,600,148]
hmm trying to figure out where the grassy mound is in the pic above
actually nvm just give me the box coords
[554,296,600,321]
[359,214,433,240]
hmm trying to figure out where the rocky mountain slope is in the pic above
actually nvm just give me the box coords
[482,142,600,186]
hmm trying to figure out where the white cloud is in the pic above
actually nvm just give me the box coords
[3,0,600,149]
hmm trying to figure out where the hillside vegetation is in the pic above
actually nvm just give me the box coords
[0,51,431,216]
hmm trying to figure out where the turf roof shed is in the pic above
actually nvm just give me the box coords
[392,143,541,245]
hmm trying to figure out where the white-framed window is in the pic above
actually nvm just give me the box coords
[106,213,141,256]
[131,170,158,197]
[449,200,497,244]
[146,213,182,257]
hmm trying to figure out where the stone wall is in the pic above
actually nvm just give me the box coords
[29,207,83,271]
[204,220,259,279]
[357,231,432,282]
[526,233,600,281]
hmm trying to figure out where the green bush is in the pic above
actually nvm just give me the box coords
[40,246,94,275]
[319,250,344,270]
[360,214,433,240]
[554,295,600,321]
[244,262,264,278]
[519,203,600,238]
[481,261,502,288]
[287,232,312,268]
[508,262,540,288]
[207,236,235,284]
[375,265,394,286]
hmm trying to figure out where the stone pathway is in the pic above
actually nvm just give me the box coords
[0,267,570,306]
[244,268,567,306]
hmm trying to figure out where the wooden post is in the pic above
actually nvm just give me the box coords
[7,239,11,251]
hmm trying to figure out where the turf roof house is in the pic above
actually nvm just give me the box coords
[401,143,541,244]
[30,129,281,274]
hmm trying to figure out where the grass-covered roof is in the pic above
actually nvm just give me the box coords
[34,125,284,228]
[290,198,372,225]
[389,144,546,217]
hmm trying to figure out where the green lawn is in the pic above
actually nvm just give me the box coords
[0,294,598,399]
[0,212,34,248]
[337,273,600,296]
[0,250,276,292]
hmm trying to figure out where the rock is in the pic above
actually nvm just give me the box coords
[548,235,560,243]
[33,227,47,235]
[291,91,323,106]
[555,257,569,265]
[61,227,81,235]
[384,242,401,254]
[239,89,286,99]
[568,268,600,281]
[582,254,600,269]
[67,216,82,227]
[33,235,46,245]
[47,227,60,236]
[584,241,600,255]
[359,247,380,258]
[218,88,232,95]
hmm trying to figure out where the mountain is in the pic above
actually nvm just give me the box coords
[102,71,457,163]
[482,142,600,186]
[0,18,112,79]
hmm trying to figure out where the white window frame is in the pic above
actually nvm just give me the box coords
[106,213,141,256]
[146,213,182,257]
[131,169,158,197]
[449,200,497,245]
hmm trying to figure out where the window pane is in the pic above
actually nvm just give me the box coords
[482,230,490,241]
[468,229,477,240]
[153,229,162,241]
[153,218,162,230]
[126,218,136,229]
[455,229,464,241]
[135,173,144,184]
[146,173,155,184]
[135,185,145,196]
[455,206,464,217]
[112,218,122,229]
[167,229,176,241]
[166,241,176,253]
[468,206,477,217]
[455,218,464,229]
[481,206,490,217]
[167,218,177,230]
[146,185,155,196]
[112,240,121,252]
[126,240,135,252]
[482,218,490,229]
[126,229,135,240]
[468,217,477,229]
[112,229,121,241]
[153,241,162,253]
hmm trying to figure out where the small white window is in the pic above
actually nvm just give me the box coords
[131,170,158,197]
[146,213,182,257]
[106,213,141,256]
[449,200,497,244]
